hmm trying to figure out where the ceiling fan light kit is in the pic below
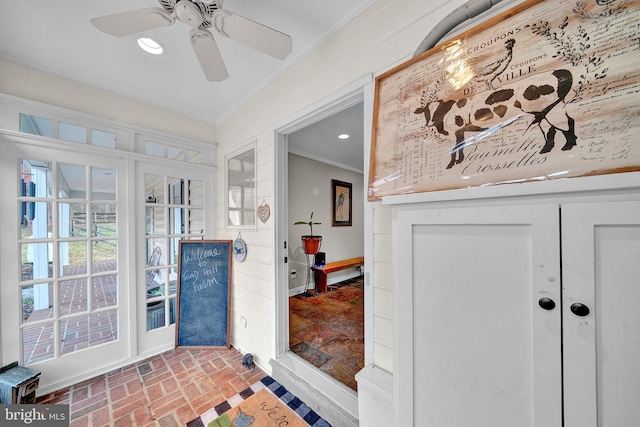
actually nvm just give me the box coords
[90,0,292,81]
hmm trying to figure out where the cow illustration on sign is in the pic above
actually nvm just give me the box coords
[415,68,577,169]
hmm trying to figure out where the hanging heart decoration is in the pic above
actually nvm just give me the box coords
[257,200,270,223]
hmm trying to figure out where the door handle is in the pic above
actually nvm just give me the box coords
[538,298,556,310]
[570,303,590,317]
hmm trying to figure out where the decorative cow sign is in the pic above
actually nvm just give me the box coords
[369,0,640,200]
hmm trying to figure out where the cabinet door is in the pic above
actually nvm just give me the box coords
[562,202,640,427]
[395,204,562,427]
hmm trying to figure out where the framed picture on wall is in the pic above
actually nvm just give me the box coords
[332,179,352,226]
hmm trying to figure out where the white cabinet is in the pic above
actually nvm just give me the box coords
[562,202,640,426]
[393,196,640,427]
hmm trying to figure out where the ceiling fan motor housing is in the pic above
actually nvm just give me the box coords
[159,0,220,28]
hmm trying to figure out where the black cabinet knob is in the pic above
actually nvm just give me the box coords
[538,298,556,310]
[570,303,590,317]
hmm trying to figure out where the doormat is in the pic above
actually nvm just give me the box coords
[187,376,331,427]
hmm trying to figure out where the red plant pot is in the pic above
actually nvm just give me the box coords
[301,236,322,255]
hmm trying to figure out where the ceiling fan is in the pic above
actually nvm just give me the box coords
[90,0,292,81]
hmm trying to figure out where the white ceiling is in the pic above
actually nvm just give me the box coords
[0,1,370,172]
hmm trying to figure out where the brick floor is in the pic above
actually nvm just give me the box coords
[37,347,267,427]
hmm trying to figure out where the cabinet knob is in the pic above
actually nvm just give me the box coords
[538,298,556,310]
[570,303,590,317]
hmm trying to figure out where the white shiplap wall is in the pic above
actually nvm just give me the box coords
[216,0,470,374]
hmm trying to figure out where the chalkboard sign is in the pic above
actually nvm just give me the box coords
[176,240,232,348]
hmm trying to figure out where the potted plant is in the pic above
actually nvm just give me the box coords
[294,212,322,255]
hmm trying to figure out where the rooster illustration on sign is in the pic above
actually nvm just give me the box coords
[475,38,516,90]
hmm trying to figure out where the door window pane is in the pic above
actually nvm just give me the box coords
[22,284,54,323]
[23,323,55,364]
[59,164,86,199]
[21,243,53,280]
[59,203,86,238]
[92,204,117,237]
[146,206,164,234]
[20,202,52,237]
[147,301,165,330]
[92,168,116,201]
[59,309,118,355]
[93,240,116,273]
[60,241,87,276]
[93,275,117,309]
[59,278,88,315]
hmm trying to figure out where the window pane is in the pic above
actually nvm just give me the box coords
[92,204,117,237]
[60,309,118,355]
[92,168,116,201]
[91,129,116,149]
[168,178,183,204]
[22,284,54,323]
[23,322,54,364]
[19,114,53,137]
[21,160,52,198]
[189,208,204,234]
[189,180,203,207]
[59,122,86,143]
[187,150,203,164]
[146,207,165,235]
[146,175,164,204]
[21,243,53,280]
[59,203,86,238]
[147,301,165,331]
[227,147,255,227]
[167,146,184,160]
[93,275,117,309]
[168,267,178,295]
[169,297,176,325]
[146,239,164,268]
[20,202,52,237]
[145,140,164,157]
[93,240,116,273]
[60,241,87,276]
[169,237,180,265]
[59,278,87,315]
[169,208,184,234]
[59,164,86,199]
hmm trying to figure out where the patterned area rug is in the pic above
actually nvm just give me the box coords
[187,376,331,427]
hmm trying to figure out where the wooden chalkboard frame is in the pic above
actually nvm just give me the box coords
[175,240,232,349]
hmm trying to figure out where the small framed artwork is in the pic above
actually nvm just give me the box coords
[332,179,352,226]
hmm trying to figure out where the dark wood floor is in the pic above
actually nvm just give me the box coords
[289,277,364,391]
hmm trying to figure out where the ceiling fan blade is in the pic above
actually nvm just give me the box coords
[190,29,229,82]
[90,8,174,37]
[212,10,292,60]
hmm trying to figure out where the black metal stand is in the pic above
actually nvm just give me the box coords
[303,253,316,295]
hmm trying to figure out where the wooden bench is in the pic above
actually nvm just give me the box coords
[311,256,364,293]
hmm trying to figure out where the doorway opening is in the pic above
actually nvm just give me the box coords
[272,75,373,421]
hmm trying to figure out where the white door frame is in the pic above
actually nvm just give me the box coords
[271,74,373,421]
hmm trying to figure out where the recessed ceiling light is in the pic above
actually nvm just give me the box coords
[338,134,350,140]
[137,36,164,55]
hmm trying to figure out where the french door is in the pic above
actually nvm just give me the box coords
[0,142,130,390]
[135,162,214,355]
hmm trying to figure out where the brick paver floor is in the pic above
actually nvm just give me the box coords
[36,347,267,427]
